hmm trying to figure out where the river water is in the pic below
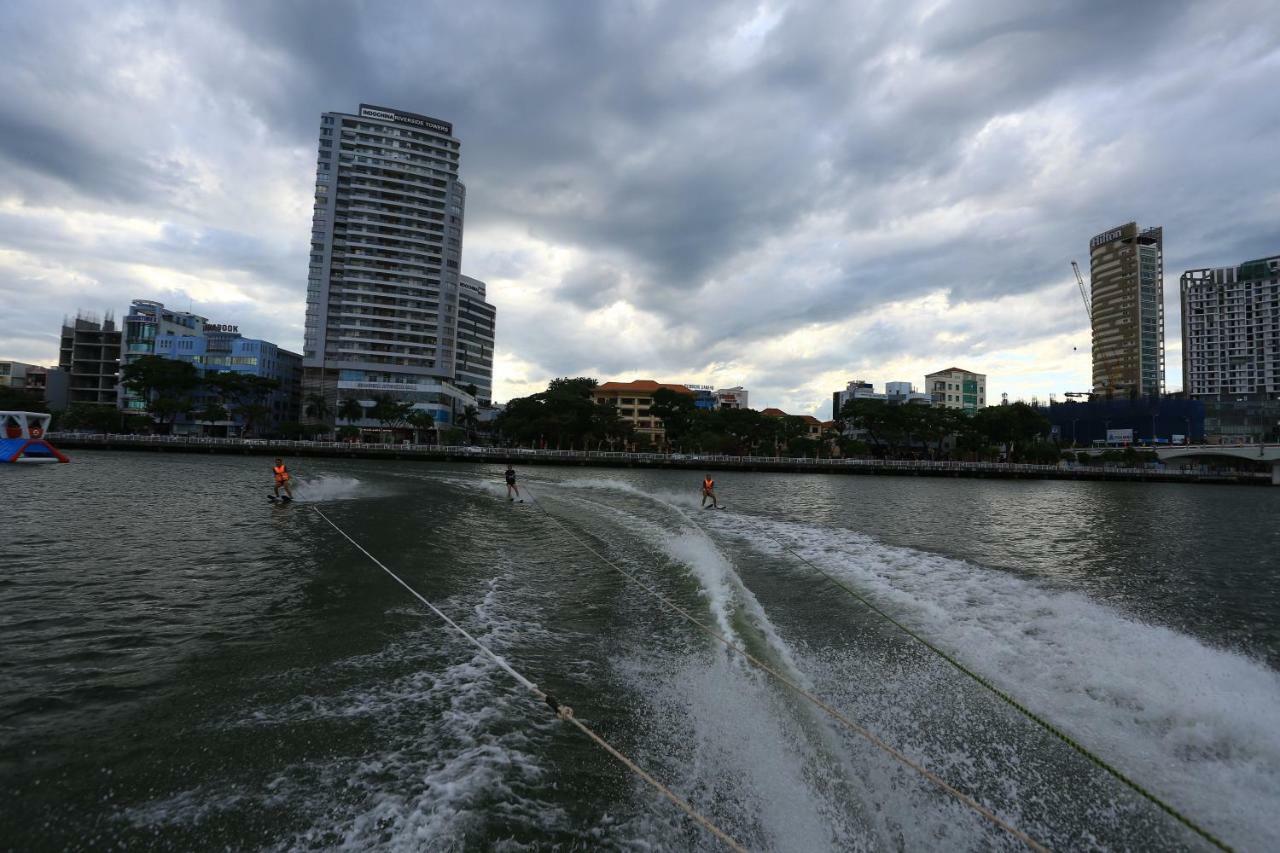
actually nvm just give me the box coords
[2,451,1278,851]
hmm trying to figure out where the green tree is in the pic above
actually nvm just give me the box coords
[973,402,1050,461]
[59,403,123,434]
[0,386,48,412]
[839,399,892,455]
[407,410,438,445]
[649,388,699,449]
[205,371,280,437]
[120,355,200,433]
[193,401,229,436]
[495,377,600,449]
[369,394,413,441]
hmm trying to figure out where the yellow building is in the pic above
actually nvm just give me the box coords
[593,380,694,445]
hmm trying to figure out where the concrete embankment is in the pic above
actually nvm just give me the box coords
[45,434,1271,486]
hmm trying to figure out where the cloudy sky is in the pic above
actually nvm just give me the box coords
[2,0,1278,416]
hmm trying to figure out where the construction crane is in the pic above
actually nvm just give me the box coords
[1071,260,1091,321]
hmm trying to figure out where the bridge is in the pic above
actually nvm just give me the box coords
[1156,443,1280,485]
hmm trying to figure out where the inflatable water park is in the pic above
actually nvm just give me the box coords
[0,411,69,464]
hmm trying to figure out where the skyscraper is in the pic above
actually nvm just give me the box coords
[302,104,476,426]
[1181,254,1280,400]
[1089,222,1165,398]
[455,275,496,406]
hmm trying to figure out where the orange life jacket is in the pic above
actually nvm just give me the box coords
[703,478,714,491]
[273,464,288,482]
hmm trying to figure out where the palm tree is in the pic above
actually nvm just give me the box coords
[304,393,331,423]
[338,398,365,425]
[459,404,481,444]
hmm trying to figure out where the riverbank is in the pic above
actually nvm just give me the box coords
[43,432,1271,485]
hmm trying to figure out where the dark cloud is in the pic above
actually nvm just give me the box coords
[1,0,1278,411]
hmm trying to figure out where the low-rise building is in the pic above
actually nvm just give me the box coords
[152,328,302,435]
[714,386,749,409]
[926,367,986,412]
[0,360,43,389]
[760,407,825,438]
[593,379,694,445]
[121,300,208,413]
[832,380,885,416]
[885,381,932,405]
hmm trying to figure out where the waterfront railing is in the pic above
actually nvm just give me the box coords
[45,432,1264,480]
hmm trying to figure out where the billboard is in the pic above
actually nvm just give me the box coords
[1106,428,1134,445]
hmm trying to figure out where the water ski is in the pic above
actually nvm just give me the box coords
[269,495,293,504]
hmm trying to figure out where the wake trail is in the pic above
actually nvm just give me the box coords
[706,509,1280,852]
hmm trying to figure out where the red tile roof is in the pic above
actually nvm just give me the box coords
[595,379,695,395]
[761,408,821,424]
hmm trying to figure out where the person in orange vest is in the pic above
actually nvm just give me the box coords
[272,458,294,501]
[700,474,719,509]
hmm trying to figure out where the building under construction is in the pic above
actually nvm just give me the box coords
[1088,222,1165,399]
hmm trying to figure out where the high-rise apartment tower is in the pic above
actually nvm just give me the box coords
[302,104,476,424]
[455,275,496,406]
[1089,222,1165,398]
[1181,255,1280,400]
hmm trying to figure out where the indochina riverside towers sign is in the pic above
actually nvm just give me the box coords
[1088,222,1165,399]
[357,104,453,136]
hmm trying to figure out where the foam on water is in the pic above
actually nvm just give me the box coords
[289,475,367,503]
[548,482,809,682]
[124,575,571,849]
[706,510,1280,851]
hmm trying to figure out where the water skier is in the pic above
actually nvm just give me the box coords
[272,458,293,501]
[505,464,522,502]
[701,474,719,509]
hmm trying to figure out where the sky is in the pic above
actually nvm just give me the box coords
[1,0,1278,417]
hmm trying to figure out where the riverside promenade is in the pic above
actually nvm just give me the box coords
[45,433,1272,485]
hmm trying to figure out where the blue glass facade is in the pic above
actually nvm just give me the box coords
[152,331,301,434]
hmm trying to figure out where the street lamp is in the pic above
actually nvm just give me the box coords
[1071,418,1080,446]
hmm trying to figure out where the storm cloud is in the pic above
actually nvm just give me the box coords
[2,0,1278,414]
